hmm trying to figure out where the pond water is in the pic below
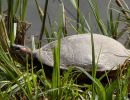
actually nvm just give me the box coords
[25,0,130,46]
[2,0,130,47]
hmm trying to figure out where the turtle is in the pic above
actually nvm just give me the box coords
[10,33,130,78]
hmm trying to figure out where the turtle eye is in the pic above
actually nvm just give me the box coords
[10,44,21,52]
[14,46,21,51]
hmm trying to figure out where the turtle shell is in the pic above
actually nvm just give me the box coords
[33,34,130,71]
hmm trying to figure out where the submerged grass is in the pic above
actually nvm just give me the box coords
[0,0,130,99]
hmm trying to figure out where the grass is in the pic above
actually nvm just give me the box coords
[0,0,130,99]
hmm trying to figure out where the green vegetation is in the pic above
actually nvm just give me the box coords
[0,0,130,99]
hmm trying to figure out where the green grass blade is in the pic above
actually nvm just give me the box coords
[90,32,96,100]
[0,0,2,14]
[51,47,60,99]
[87,0,108,35]
[35,0,51,43]
[8,0,15,45]
[0,15,9,51]
[35,0,44,21]
[21,0,28,21]
[38,0,48,47]
[106,80,118,100]
[14,0,20,14]
[95,79,106,100]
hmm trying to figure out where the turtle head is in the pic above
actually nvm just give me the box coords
[10,44,32,64]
